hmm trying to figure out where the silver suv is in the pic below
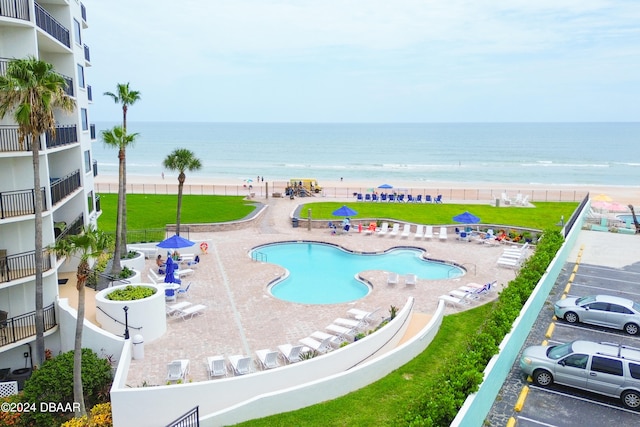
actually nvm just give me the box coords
[554,294,640,335]
[520,340,640,408]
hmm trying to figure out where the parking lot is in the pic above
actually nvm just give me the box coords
[486,231,640,427]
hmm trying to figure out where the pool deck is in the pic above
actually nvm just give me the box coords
[67,196,518,386]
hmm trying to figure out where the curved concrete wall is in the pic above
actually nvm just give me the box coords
[110,297,446,426]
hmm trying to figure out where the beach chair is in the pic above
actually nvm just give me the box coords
[372,194,379,202]
[377,222,389,236]
[405,274,417,286]
[389,223,400,237]
[380,193,387,202]
[387,272,399,286]
[166,359,190,382]
[356,193,363,201]
[407,195,414,203]
[424,225,434,239]
[311,330,345,348]
[400,223,411,238]
[166,301,192,316]
[438,226,448,241]
[175,304,206,320]
[425,195,432,203]
[414,224,424,239]
[255,349,280,370]
[206,355,227,378]
[347,307,381,326]
[326,323,358,340]
[278,344,304,364]
[435,194,443,203]
[229,355,253,375]
[416,194,423,203]
[299,336,333,354]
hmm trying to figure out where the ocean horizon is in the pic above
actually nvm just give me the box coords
[91,122,640,187]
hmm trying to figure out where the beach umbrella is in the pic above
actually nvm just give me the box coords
[592,201,629,212]
[378,183,393,189]
[157,234,195,249]
[332,205,358,217]
[452,211,481,224]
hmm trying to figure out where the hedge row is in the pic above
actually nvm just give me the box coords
[400,229,564,426]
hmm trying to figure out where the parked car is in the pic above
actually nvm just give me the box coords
[520,340,640,409]
[554,294,640,335]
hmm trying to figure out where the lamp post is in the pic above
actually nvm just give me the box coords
[123,306,130,339]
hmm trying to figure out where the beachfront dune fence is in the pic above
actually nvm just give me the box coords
[95,181,588,203]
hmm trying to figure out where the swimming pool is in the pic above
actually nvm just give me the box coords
[252,241,465,304]
[617,214,637,224]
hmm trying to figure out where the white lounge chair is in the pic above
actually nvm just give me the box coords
[424,225,433,239]
[400,224,411,238]
[497,257,521,268]
[299,336,333,354]
[387,272,399,286]
[166,359,190,382]
[255,349,280,370]
[414,224,424,239]
[347,307,381,326]
[176,282,191,297]
[206,355,227,378]
[311,331,344,348]
[166,301,192,316]
[229,355,253,375]
[278,344,303,364]
[377,222,389,237]
[438,226,448,241]
[334,317,362,329]
[388,223,400,237]
[149,269,163,282]
[174,268,194,278]
[326,323,358,339]
[175,304,206,320]
[439,294,471,308]
[405,274,417,286]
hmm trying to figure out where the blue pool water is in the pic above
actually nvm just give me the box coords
[617,214,636,224]
[253,242,464,304]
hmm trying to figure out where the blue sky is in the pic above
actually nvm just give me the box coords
[85,0,640,123]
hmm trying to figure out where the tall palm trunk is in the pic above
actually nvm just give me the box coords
[176,172,185,235]
[111,148,126,275]
[32,132,45,364]
[120,106,129,256]
[73,261,89,417]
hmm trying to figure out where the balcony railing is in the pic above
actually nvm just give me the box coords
[92,160,98,177]
[0,187,47,219]
[0,0,29,21]
[90,123,96,140]
[95,194,101,212]
[0,249,53,284]
[55,213,84,242]
[34,2,70,48]
[45,125,77,148]
[0,304,57,346]
[50,170,81,206]
[83,44,91,62]
[0,57,8,76]
[80,2,87,22]
[61,74,74,97]
[87,84,92,101]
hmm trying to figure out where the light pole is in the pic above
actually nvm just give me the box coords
[123,306,130,339]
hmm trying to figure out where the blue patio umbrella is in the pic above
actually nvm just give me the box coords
[452,211,481,224]
[378,183,393,189]
[157,234,195,249]
[332,205,358,217]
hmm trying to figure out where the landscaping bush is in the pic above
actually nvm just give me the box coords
[106,285,155,301]
[401,229,564,426]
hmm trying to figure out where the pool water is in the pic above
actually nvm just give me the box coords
[253,242,464,304]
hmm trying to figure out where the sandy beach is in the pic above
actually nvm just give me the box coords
[95,173,639,205]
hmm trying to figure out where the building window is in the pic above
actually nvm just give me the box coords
[74,19,82,45]
[84,150,91,173]
[81,108,88,131]
[77,64,85,89]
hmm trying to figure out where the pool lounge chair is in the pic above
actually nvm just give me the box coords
[414,224,424,239]
[405,274,417,286]
[334,317,363,330]
[326,323,357,339]
[387,272,399,286]
[388,223,400,237]
[424,225,434,239]
[439,293,471,308]
[277,344,304,364]
[166,359,190,382]
[438,226,448,241]
[347,307,381,326]
[175,304,206,320]
[401,223,411,238]
[229,355,253,375]
[377,222,389,236]
[166,301,192,316]
[311,330,345,348]
[299,336,333,354]
[206,355,227,378]
[255,349,280,370]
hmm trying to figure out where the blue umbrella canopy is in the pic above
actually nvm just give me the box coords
[164,257,177,283]
[157,234,195,249]
[453,211,481,224]
[332,205,358,217]
[378,183,393,189]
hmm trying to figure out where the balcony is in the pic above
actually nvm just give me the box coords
[45,125,77,148]
[61,74,74,97]
[0,304,57,347]
[55,213,84,242]
[0,187,47,219]
[92,159,98,177]
[87,84,93,101]
[50,170,81,206]
[80,2,87,23]
[0,249,53,284]
[90,123,96,140]
[0,0,29,21]
[34,2,70,48]
[83,44,91,63]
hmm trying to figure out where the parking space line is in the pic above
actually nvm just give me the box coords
[573,274,640,285]
[553,321,640,342]
[529,384,640,414]
[516,415,559,426]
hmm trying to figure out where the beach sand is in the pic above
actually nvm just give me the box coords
[95,174,639,205]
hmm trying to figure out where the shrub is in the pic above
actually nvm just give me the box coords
[60,402,113,427]
[106,285,155,301]
[21,349,112,426]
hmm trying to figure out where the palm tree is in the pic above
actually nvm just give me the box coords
[50,226,111,417]
[103,83,141,257]
[163,149,202,235]
[0,57,75,364]
[101,126,138,275]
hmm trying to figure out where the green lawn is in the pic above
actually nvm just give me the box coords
[236,304,495,427]
[299,201,576,231]
[96,194,257,232]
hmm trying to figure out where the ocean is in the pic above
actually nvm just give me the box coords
[91,122,639,186]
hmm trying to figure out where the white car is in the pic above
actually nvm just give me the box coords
[554,294,640,335]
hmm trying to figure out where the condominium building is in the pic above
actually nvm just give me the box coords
[0,0,99,385]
